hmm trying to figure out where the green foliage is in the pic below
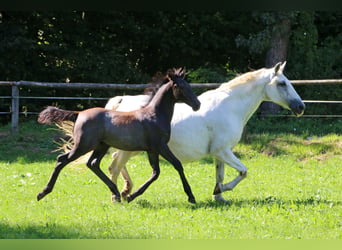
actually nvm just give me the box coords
[286,11,342,115]
[0,11,341,122]
[187,64,238,84]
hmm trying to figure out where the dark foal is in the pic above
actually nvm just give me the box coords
[37,68,201,203]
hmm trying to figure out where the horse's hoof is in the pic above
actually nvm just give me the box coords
[214,194,230,204]
[213,183,222,195]
[120,190,130,200]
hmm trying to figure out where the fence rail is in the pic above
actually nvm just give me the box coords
[1,79,342,133]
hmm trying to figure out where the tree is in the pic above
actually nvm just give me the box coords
[236,11,299,115]
[263,12,296,114]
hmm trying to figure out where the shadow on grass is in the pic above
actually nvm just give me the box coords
[0,221,155,239]
[192,196,341,210]
[0,222,91,239]
[133,196,341,211]
[240,134,336,158]
[0,123,61,163]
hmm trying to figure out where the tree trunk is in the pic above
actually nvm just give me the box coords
[260,18,292,116]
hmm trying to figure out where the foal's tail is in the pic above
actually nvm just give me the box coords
[37,106,79,125]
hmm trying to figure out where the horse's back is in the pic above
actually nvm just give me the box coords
[105,95,150,111]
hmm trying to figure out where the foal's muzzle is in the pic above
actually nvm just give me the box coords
[191,99,201,111]
[290,100,305,117]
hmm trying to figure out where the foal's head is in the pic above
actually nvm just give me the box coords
[166,67,201,111]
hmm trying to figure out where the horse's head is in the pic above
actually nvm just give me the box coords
[167,67,201,111]
[265,62,305,117]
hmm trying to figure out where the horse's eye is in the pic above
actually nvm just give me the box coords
[278,81,286,87]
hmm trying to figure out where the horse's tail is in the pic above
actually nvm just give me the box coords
[37,106,79,125]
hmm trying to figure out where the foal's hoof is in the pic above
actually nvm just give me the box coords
[126,195,134,203]
[37,192,45,201]
[188,197,196,204]
[111,195,121,203]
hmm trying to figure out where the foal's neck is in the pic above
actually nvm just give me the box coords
[146,81,176,122]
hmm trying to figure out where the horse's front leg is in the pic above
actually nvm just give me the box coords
[126,151,160,203]
[159,144,196,204]
[213,149,247,195]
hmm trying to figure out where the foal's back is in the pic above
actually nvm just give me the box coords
[74,107,158,152]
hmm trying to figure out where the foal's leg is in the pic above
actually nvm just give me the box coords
[87,143,121,202]
[37,149,85,201]
[126,151,160,203]
[213,149,247,195]
[159,144,196,204]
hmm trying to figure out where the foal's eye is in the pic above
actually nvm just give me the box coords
[174,83,183,90]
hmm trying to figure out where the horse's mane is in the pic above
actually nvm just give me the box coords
[218,67,266,91]
[143,67,186,103]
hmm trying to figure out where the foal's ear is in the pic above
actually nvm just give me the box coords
[173,67,186,78]
[274,61,286,75]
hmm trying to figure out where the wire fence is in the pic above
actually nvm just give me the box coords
[1,79,342,133]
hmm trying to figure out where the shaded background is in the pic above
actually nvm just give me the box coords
[0,11,341,122]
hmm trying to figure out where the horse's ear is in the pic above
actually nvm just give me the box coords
[274,61,286,75]
[280,61,287,72]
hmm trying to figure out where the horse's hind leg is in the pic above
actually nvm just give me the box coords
[126,151,160,203]
[37,149,84,201]
[120,166,134,199]
[87,143,121,202]
[108,150,136,201]
[213,159,229,203]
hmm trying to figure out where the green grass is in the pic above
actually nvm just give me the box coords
[0,118,341,239]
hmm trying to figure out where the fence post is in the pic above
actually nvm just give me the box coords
[11,85,19,133]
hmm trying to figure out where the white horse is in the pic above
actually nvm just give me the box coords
[104,62,305,202]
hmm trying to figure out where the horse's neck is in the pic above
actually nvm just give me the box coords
[221,72,270,125]
[146,82,175,122]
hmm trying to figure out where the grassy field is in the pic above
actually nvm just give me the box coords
[0,117,341,239]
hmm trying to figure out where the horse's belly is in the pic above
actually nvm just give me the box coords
[169,144,208,163]
[103,135,148,151]
[167,124,210,163]
[102,124,149,151]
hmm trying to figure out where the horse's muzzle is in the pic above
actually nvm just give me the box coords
[290,100,305,117]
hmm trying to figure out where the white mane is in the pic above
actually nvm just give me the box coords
[218,68,269,91]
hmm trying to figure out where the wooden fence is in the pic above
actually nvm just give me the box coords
[1,79,342,133]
